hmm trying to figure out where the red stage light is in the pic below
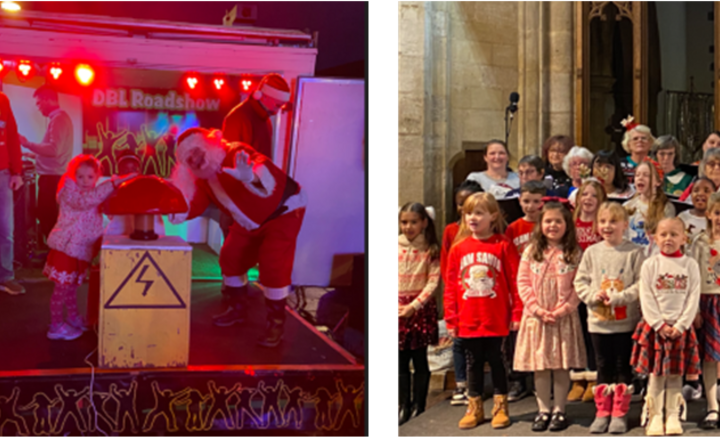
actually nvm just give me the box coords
[75,64,95,86]
[241,79,253,91]
[186,75,199,90]
[213,77,225,90]
[16,60,35,82]
[48,63,63,81]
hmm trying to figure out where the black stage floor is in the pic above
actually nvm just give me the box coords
[0,281,354,372]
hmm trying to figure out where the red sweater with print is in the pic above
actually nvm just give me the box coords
[440,222,460,283]
[505,217,536,255]
[575,217,602,251]
[444,234,522,338]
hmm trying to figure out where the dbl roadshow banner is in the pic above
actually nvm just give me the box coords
[82,87,233,177]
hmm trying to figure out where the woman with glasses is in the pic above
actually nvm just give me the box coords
[701,148,720,190]
[619,123,656,184]
[652,135,692,197]
[541,135,574,196]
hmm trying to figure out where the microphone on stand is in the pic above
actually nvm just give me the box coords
[505,92,520,145]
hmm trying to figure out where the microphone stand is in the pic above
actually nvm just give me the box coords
[504,106,515,146]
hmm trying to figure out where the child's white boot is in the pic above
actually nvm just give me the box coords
[665,385,684,435]
[645,388,665,436]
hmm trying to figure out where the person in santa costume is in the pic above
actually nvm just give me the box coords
[169,127,306,347]
[222,72,291,159]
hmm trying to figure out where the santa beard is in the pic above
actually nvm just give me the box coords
[188,142,226,180]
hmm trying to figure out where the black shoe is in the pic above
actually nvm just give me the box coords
[257,298,286,347]
[549,412,569,432]
[399,373,412,426]
[699,410,719,430]
[532,412,551,432]
[399,404,411,426]
[213,285,247,326]
[508,380,529,402]
[451,387,468,406]
[212,306,245,326]
[410,371,430,418]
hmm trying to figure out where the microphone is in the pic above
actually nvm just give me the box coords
[508,92,520,113]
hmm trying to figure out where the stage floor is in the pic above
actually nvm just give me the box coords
[0,281,354,372]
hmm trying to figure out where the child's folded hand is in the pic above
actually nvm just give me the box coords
[668,327,682,340]
[658,325,674,339]
[510,321,520,331]
[595,291,609,304]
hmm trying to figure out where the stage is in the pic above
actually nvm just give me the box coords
[0,282,365,435]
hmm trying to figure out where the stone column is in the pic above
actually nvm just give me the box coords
[547,2,575,139]
[517,1,543,157]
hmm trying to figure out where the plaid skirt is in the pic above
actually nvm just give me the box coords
[699,294,720,362]
[399,295,439,351]
[630,320,701,376]
[43,250,90,286]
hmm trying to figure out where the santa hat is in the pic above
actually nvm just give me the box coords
[175,127,223,163]
[253,73,291,102]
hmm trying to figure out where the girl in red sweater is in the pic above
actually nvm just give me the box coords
[444,193,522,430]
[440,179,483,406]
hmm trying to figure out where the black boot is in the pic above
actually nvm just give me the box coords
[213,285,247,327]
[399,373,412,425]
[410,371,430,419]
[257,298,286,347]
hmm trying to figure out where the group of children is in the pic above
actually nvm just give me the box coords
[398,155,720,435]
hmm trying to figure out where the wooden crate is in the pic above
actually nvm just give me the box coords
[99,235,192,368]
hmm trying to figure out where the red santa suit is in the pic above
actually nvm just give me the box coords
[222,73,291,159]
[171,134,306,299]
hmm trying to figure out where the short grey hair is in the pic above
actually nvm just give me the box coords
[700,147,720,178]
[562,146,594,176]
[651,135,681,166]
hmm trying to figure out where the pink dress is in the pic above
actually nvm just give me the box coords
[514,247,587,371]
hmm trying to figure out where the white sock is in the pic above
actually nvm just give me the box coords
[704,362,719,415]
[535,370,552,413]
[553,369,570,413]
[647,374,666,415]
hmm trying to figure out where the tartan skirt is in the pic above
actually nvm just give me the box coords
[398,295,439,351]
[630,320,701,376]
[699,294,720,362]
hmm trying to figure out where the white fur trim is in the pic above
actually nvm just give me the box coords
[168,163,197,212]
[242,163,275,198]
[260,84,290,102]
[283,188,307,214]
[264,286,291,300]
[207,175,260,231]
[175,133,208,164]
[569,370,586,382]
[222,274,248,287]
[584,371,598,382]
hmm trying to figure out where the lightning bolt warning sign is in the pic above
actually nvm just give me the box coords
[104,251,186,309]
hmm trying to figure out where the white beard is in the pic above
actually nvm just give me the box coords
[189,144,226,180]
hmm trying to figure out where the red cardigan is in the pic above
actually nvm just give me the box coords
[0,92,22,175]
[444,234,522,338]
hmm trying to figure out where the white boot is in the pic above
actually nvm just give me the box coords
[645,389,665,436]
[665,385,684,435]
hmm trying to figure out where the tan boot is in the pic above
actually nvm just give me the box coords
[646,390,665,436]
[583,381,597,402]
[568,380,587,401]
[491,394,511,429]
[459,396,484,429]
[665,386,684,435]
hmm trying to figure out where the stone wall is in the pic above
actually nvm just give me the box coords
[398,2,574,230]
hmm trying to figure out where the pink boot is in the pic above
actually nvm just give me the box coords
[609,383,633,434]
[589,383,614,433]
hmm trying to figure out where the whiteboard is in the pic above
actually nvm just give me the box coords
[289,78,365,286]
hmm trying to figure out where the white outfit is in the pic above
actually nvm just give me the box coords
[639,253,700,333]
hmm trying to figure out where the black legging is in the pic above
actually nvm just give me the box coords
[577,303,597,371]
[463,337,508,397]
[399,348,429,376]
[590,332,634,385]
